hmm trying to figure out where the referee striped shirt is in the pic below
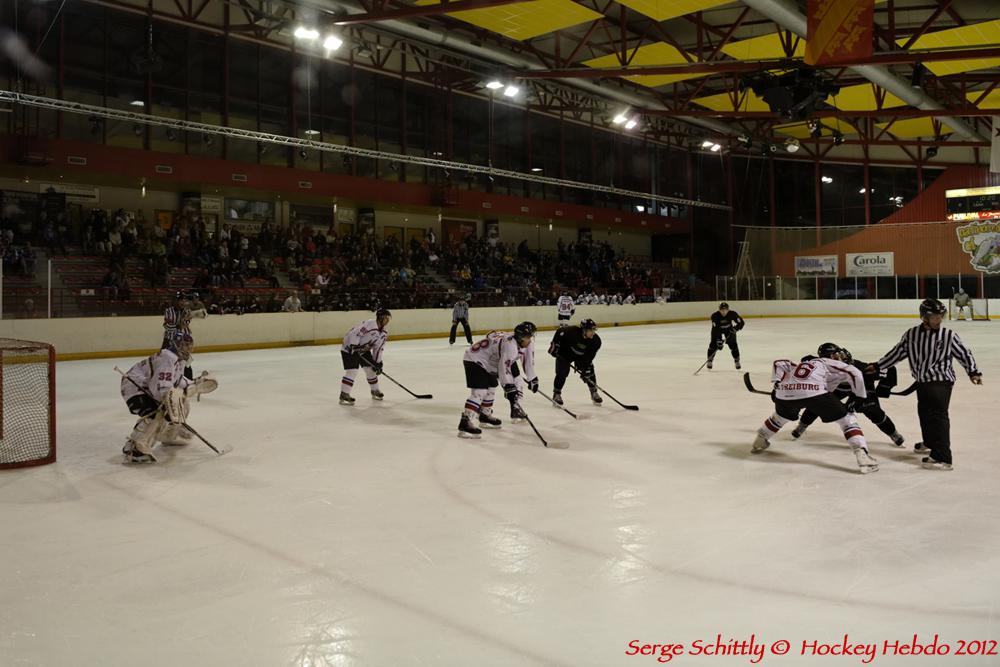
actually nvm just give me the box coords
[163,307,192,337]
[876,324,980,383]
[452,301,469,320]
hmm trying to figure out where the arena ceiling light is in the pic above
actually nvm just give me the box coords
[304,129,320,136]
[129,99,145,108]
[784,138,801,153]
[821,176,833,184]
[701,139,715,148]
[323,35,344,52]
[485,80,504,90]
[502,84,520,98]
[612,110,630,125]
[294,26,320,40]
[624,118,638,130]
[531,167,543,172]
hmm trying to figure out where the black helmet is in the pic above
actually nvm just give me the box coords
[376,308,392,320]
[817,342,841,359]
[579,318,598,331]
[175,290,191,302]
[919,298,946,317]
[719,302,729,309]
[514,321,535,341]
[839,347,853,364]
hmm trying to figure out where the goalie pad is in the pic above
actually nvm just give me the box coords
[159,423,193,446]
[186,373,219,399]
[164,387,189,423]
[126,411,167,455]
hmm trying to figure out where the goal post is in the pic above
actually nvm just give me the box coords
[0,339,56,469]
[948,298,990,321]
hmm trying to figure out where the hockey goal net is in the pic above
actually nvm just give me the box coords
[0,339,56,468]
[948,298,990,321]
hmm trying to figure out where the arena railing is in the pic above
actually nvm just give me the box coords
[716,274,1000,302]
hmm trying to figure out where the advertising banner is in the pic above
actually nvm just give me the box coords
[794,255,838,277]
[846,252,894,276]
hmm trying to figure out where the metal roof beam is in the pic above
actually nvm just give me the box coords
[333,0,533,25]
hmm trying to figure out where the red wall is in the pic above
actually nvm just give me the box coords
[881,165,1000,224]
[2,137,689,235]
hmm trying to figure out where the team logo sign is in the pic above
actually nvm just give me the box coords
[956,221,1000,273]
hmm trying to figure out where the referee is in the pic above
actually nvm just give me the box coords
[450,295,472,345]
[869,298,982,471]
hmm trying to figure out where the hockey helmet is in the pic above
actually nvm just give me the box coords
[838,347,853,364]
[817,342,841,359]
[514,321,536,342]
[170,331,194,360]
[579,318,598,331]
[719,302,729,310]
[919,298,946,318]
[375,308,392,326]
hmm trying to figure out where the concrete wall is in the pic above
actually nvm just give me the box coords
[1,299,983,360]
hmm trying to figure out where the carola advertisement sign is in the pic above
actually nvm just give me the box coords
[846,252,894,277]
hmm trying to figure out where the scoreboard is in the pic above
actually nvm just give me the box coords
[946,185,1000,221]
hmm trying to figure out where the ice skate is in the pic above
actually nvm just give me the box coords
[551,391,564,407]
[510,403,528,423]
[370,390,384,401]
[734,358,741,370]
[339,392,356,406]
[589,388,603,405]
[921,457,953,471]
[791,424,807,439]
[751,434,770,453]
[458,414,482,439]
[913,441,929,453]
[122,442,156,464]
[854,448,879,474]
[890,432,905,447]
[478,412,502,429]
[706,358,713,370]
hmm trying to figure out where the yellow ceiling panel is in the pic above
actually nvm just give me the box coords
[875,118,953,138]
[830,83,906,110]
[720,33,805,61]
[612,0,730,22]
[692,90,771,112]
[583,42,702,88]
[898,18,1000,76]
[415,0,602,41]
[967,88,1000,107]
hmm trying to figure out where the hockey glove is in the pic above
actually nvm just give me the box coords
[716,339,725,350]
[185,372,219,401]
[359,352,383,375]
[578,365,596,385]
[503,383,522,404]
[548,341,560,358]
[527,377,539,393]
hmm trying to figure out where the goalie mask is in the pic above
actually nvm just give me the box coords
[170,332,194,360]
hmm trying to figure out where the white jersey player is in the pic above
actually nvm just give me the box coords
[458,322,538,438]
[556,293,575,324]
[751,342,878,474]
[340,309,391,405]
[119,331,218,463]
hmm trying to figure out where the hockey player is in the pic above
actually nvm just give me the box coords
[706,302,744,370]
[556,292,575,325]
[751,342,878,474]
[340,309,391,405]
[458,322,538,438]
[791,346,905,446]
[119,331,218,463]
[953,288,973,320]
[548,318,602,406]
[450,295,473,345]
[511,321,539,423]
[162,291,206,380]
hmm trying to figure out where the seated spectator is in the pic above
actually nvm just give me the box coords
[20,298,40,319]
[282,290,303,312]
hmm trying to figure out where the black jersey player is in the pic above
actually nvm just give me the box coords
[548,318,602,405]
[792,344,905,447]
[706,302,744,369]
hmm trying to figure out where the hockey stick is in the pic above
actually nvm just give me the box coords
[114,367,225,456]
[693,358,711,375]
[891,382,918,397]
[371,368,433,399]
[358,354,432,399]
[535,388,581,419]
[570,364,639,410]
[742,372,772,396]
[521,410,569,449]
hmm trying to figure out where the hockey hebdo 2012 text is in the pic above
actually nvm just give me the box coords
[624,634,998,663]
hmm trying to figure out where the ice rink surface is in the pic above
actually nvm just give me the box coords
[2,317,999,667]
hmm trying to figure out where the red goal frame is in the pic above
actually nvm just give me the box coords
[0,341,57,469]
